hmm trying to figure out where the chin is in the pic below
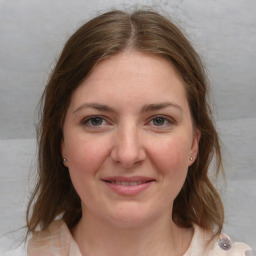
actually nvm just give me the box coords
[101,203,165,229]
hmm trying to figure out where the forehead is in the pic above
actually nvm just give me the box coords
[69,51,188,111]
[86,51,183,84]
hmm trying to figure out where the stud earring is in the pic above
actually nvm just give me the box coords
[63,158,68,163]
[189,156,193,161]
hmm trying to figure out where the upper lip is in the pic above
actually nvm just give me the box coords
[102,176,155,182]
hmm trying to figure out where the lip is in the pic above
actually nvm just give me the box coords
[103,176,154,182]
[102,176,155,196]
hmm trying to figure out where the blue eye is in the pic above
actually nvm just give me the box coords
[151,116,170,126]
[152,117,166,126]
[89,117,104,126]
[81,116,107,127]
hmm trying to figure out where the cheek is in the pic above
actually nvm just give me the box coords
[65,135,110,175]
[149,136,191,174]
[65,136,111,201]
[150,136,191,201]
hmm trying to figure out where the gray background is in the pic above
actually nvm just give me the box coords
[0,0,255,251]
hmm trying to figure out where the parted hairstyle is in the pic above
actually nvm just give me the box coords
[26,9,224,238]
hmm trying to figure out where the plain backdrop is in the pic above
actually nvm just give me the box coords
[0,0,255,251]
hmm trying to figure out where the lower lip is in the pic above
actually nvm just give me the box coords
[103,181,153,196]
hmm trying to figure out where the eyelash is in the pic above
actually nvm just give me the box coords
[80,115,175,129]
[148,115,175,128]
[81,116,110,127]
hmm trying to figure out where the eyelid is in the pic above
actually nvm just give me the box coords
[80,115,111,126]
[147,115,176,127]
[80,115,176,129]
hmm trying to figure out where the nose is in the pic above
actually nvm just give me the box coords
[111,123,146,168]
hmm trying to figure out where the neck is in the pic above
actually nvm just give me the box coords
[72,210,193,256]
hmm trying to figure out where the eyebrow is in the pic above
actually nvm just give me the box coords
[73,103,115,113]
[141,102,182,112]
[73,102,182,113]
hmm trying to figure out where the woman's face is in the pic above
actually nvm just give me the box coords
[62,51,200,228]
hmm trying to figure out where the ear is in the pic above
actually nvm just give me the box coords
[61,139,68,167]
[188,128,201,167]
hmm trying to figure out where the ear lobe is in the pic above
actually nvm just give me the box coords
[189,129,201,166]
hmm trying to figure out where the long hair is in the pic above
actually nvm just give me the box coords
[26,9,224,238]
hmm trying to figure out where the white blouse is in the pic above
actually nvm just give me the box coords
[1,220,253,256]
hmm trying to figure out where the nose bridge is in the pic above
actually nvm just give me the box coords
[111,121,145,167]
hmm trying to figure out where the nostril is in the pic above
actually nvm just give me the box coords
[110,145,146,168]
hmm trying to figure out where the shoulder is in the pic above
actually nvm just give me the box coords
[27,220,81,256]
[187,224,254,256]
[1,221,73,256]
[28,219,71,246]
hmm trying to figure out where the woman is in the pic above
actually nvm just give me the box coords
[10,9,253,256]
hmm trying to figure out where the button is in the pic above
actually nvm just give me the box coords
[218,238,232,250]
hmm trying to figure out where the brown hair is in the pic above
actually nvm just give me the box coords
[26,9,224,238]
